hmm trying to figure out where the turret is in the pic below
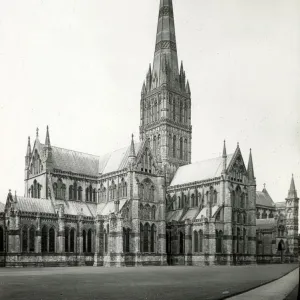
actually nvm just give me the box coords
[222,140,227,173]
[25,137,31,169]
[43,125,53,171]
[128,134,136,170]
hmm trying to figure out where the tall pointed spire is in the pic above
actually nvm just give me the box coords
[45,125,51,147]
[287,174,297,198]
[247,149,255,181]
[222,140,227,158]
[152,0,179,88]
[129,134,136,158]
[222,140,227,173]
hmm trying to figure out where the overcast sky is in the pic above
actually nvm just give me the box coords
[0,0,299,207]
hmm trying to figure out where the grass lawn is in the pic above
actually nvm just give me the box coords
[0,264,298,300]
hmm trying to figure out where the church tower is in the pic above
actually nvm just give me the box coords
[139,0,192,184]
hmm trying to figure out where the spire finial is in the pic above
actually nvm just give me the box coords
[129,134,136,158]
[264,183,266,189]
[247,148,255,181]
[45,125,51,147]
[287,174,297,198]
[222,140,227,158]
[237,142,240,148]
[36,127,39,139]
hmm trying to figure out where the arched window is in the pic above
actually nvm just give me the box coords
[214,191,217,205]
[237,228,240,254]
[151,206,156,220]
[28,226,35,252]
[69,185,73,200]
[179,231,185,254]
[65,227,69,252]
[70,228,75,253]
[173,136,176,158]
[53,183,58,199]
[166,231,171,254]
[216,230,223,253]
[199,230,203,252]
[139,184,144,200]
[22,226,28,252]
[184,139,188,161]
[262,211,267,219]
[194,231,198,252]
[191,194,195,207]
[144,223,150,253]
[173,99,176,121]
[169,134,172,156]
[140,223,144,253]
[93,189,97,202]
[83,230,87,253]
[78,187,82,201]
[180,138,183,159]
[87,229,92,253]
[41,226,48,253]
[243,228,247,253]
[180,102,183,122]
[0,227,3,252]
[151,224,156,253]
[61,184,66,200]
[49,228,55,253]
[85,188,89,202]
[231,191,236,207]
[73,182,77,200]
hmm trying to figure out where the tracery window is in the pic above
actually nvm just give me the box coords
[194,231,198,252]
[41,226,48,253]
[216,230,223,253]
[150,224,156,253]
[87,229,92,253]
[93,189,97,202]
[83,230,87,253]
[180,138,183,159]
[179,231,185,254]
[22,226,28,252]
[184,139,188,161]
[191,194,195,207]
[65,227,69,252]
[143,223,150,252]
[173,136,176,158]
[49,228,55,253]
[70,228,75,252]
[69,185,73,200]
[78,186,82,201]
[123,228,130,253]
[199,230,203,252]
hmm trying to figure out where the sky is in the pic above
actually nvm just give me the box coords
[0,0,299,207]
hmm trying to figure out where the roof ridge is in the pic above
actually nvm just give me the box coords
[52,145,100,158]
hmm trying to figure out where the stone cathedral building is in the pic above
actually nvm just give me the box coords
[0,0,298,267]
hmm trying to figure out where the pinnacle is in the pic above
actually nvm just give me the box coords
[287,174,297,198]
[247,149,255,181]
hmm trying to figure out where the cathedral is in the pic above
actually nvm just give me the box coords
[0,0,298,267]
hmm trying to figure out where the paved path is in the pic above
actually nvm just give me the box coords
[0,264,298,300]
[227,268,299,300]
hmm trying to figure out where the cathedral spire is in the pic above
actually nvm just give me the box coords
[247,149,255,181]
[152,0,179,88]
[287,174,297,199]
[45,125,51,147]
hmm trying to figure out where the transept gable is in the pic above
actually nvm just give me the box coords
[135,139,162,175]
[226,146,247,176]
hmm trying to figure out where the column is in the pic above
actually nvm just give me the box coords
[184,220,192,266]
[93,215,104,267]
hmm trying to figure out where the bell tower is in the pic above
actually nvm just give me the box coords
[139,0,192,184]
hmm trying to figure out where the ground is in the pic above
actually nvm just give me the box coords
[0,264,297,300]
[285,285,299,300]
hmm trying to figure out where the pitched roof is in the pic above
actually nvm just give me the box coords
[275,201,286,209]
[50,142,142,177]
[170,154,234,186]
[15,197,55,214]
[52,146,100,177]
[256,218,276,230]
[55,200,97,218]
[256,190,275,207]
